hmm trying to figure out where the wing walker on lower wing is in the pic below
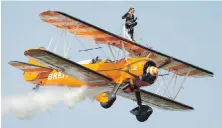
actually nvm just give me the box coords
[9,10,214,122]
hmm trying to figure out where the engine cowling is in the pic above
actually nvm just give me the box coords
[123,60,159,93]
[141,61,158,84]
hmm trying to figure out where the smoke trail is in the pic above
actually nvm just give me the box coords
[2,86,88,120]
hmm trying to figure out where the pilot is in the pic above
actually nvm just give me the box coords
[122,7,138,42]
[92,56,102,64]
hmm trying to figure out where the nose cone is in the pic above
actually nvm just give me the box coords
[146,66,159,76]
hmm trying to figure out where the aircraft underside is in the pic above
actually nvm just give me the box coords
[97,83,153,122]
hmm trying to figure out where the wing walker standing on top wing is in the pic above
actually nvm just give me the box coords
[122,7,138,42]
[9,10,214,122]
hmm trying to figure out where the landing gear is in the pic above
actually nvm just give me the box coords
[131,105,153,122]
[130,87,153,122]
[100,94,116,109]
[97,83,153,122]
[33,84,40,91]
[97,84,121,109]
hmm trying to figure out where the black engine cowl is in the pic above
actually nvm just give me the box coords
[141,61,158,84]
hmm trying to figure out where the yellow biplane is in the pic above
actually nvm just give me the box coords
[9,11,214,122]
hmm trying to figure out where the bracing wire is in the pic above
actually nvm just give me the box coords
[54,29,64,53]
[63,18,68,57]
[96,43,110,60]
[161,75,173,99]
[111,23,127,60]
[65,24,80,58]
[117,48,121,60]
[110,45,122,61]
[75,36,94,59]
[82,27,109,60]
[83,27,118,68]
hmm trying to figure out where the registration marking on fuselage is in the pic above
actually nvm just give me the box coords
[48,72,68,80]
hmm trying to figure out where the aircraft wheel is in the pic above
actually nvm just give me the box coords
[136,111,151,122]
[100,96,116,109]
[136,107,153,122]
[130,105,153,122]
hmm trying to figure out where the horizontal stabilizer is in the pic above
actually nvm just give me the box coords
[8,61,52,73]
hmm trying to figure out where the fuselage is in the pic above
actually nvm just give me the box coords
[24,57,156,88]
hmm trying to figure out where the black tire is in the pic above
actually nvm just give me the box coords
[136,112,149,122]
[136,110,152,122]
[100,96,116,109]
[101,102,113,109]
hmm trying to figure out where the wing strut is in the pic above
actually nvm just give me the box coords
[65,23,80,58]
[47,37,54,50]
[108,45,116,61]
[173,69,191,100]
[155,68,192,101]
[53,29,65,53]
[121,41,127,61]
[64,17,67,57]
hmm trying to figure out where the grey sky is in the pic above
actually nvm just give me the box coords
[2,1,222,128]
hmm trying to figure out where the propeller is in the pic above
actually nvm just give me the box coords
[146,66,159,76]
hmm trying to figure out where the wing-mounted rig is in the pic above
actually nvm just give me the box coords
[9,10,214,122]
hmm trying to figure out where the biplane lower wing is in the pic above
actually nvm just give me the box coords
[8,61,52,73]
[39,10,213,78]
[24,49,112,86]
[117,89,193,111]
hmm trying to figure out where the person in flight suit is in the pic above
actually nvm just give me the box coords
[122,7,138,42]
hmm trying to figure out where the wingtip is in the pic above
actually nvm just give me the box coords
[211,72,214,77]
[184,106,194,111]
[24,48,46,56]
[8,61,18,65]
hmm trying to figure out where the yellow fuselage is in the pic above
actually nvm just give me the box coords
[24,57,153,87]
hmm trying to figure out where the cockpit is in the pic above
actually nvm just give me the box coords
[77,56,114,65]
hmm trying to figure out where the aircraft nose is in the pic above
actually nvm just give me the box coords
[146,66,159,76]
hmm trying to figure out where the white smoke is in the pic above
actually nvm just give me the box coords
[2,86,88,120]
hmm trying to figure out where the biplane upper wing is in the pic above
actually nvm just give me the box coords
[8,61,52,73]
[40,11,213,78]
[24,49,112,86]
[117,89,193,111]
